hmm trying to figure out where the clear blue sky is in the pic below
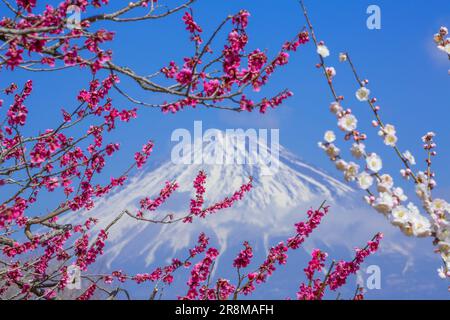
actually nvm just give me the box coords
[3,0,450,299]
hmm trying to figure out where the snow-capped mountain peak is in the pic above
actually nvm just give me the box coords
[73,133,354,267]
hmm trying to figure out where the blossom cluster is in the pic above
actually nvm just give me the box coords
[96,232,210,294]
[125,170,252,225]
[137,181,179,217]
[0,158,253,299]
[2,0,116,72]
[183,171,253,223]
[182,247,220,300]
[309,19,450,283]
[186,205,381,301]
[0,1,306,115]
[233,241,253,269]
[297,233,382,300]
[433,26,450,74]
[182,11,203,44]
[236,205,330,296]
[160,10,309,113]
[68,204,382,300]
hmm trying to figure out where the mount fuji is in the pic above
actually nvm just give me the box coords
[79,132,355,265]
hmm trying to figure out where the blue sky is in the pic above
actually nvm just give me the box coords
[3,0,450,299]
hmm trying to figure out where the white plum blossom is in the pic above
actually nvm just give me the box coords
[319,142,340,160]
[379,174,394,189]
[326,145,340,159]
[391,205,410,227]
[384,124,396,135]
[415,183,430,201]
[407,202,421,216]
[355,87,370,101]
[335,159,348,171]
[384,134,398,147]
[378,124,396,136]
[438,240,450,252]
[402,150,416,165]
[338,114,357,132]
[393,187,408,202]
[416,171,429,183]
[326,67,336,78]
[391,202,431,237]
[433,33,442,44]
[416,170,436,190]
[399,169,409,179]
[411,215,432,238]
[421,131,435,143]
[366,153,383,172]
[344,162,359,182]
[339,52,347,62]
[439,250,450,275]
[439,243,450,262]
[373,192,395,214]
[436,227,450,242]
[377,124,397,146]
[439,43,450,54]
[364,195,374,205]
[324,130,336,143]
[316,27,450,280]
[357,172,374,190]
[330,102,343,114]
[317,44,330,58]
[430,198,450,214]
[437,267,448,279]
[350,143,365,159]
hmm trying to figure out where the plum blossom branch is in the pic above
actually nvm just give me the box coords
[77,204,382,300]
[0,1,308,114]
[299,0,450,285]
